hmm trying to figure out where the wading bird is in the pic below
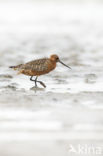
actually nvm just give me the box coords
[9,54,71,88]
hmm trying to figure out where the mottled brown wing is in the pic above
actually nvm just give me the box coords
[20,58,48,72]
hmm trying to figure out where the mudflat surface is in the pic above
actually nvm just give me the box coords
[0,1,103,156]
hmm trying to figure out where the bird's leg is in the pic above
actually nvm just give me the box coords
[30,76,46,88]
[34,76,38,87]
[30,76,37,87]
[36,77,46,88]
[30,76,33,81]
[37,80,46,88]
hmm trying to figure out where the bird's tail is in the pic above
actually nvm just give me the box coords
[9,64,23,70]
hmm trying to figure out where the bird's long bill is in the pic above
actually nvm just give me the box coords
[59,60,71,69]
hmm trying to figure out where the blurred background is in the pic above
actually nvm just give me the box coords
[0,0,103,156]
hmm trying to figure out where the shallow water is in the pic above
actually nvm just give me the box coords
[0,1,103,156]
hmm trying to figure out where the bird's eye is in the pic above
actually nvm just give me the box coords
[56,57,59,61]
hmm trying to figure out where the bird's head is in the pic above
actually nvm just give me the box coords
[50,54,71,69]
[50,54,59,62]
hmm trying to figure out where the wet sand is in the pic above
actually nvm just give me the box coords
[0,1,103,156]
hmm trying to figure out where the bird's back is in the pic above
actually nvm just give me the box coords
[21,58,49,71]
[10,57,56,76]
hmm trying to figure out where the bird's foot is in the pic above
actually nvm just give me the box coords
[34,84,38,88]
[37,81,46,88]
